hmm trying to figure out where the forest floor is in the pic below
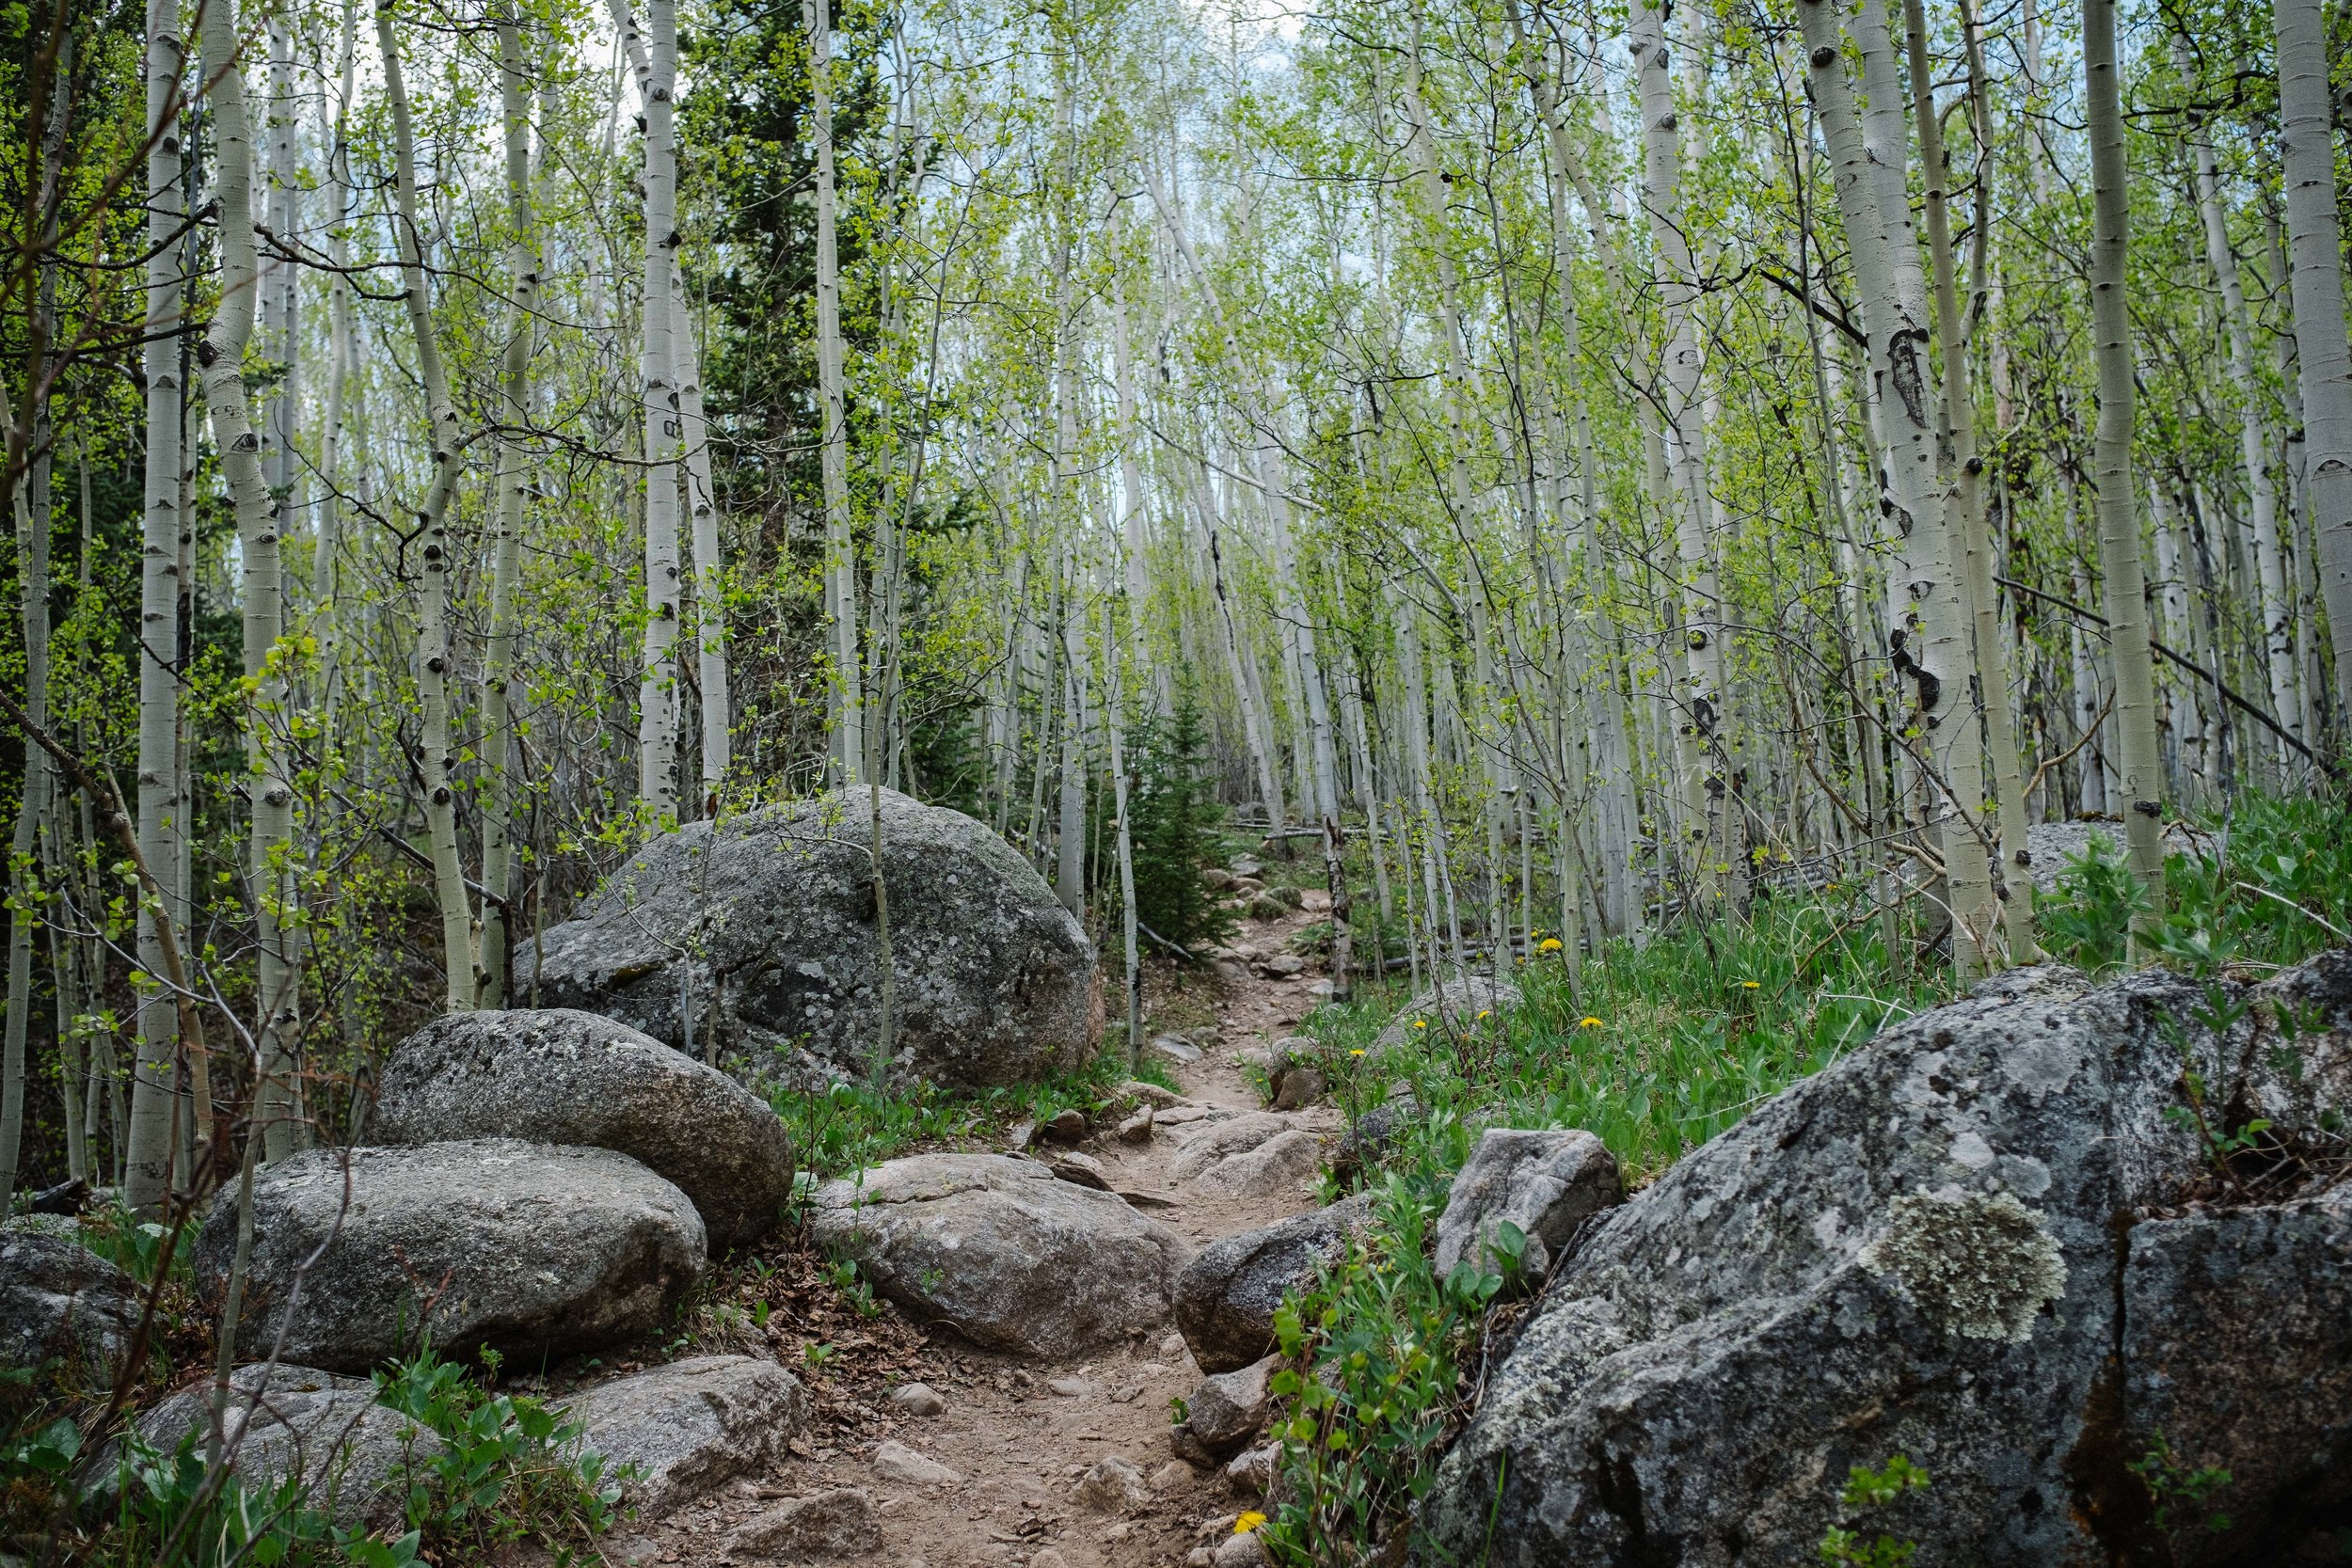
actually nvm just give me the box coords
[603,892,1340,1568]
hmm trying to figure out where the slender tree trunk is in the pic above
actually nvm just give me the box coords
[621,0,683,819]
[1799,0,1996,978]
[199,0,303,1153]
[380,6,478,1009]
[677,258,732,809]
[2274,0,2352,729]
[478,3,539,1008]
[809,0,862,784]
[2084,0,2168,927]
[1908,0,2037,963]
[315,0,358,737]
[126,0,188,1212]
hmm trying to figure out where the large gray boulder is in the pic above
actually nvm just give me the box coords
[370,1008,792,1250]
[1431,1129,1621,1281]
[1175,1194,1375,1372]
[559,1354,808,1511]
[1417,953,2352,1566]
[807,1153,1188,1358]
[0,1219,140,1391]
[517,789,1095,1088]
[128,1363,442,1531]
[195,1140,705,1374]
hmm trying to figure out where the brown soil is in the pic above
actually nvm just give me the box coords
[609,891,1342,1568]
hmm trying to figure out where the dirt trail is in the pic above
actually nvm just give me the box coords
[619,894,1340,1568]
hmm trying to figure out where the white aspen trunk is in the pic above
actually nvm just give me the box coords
[2083,0,2168,924]
[809,0,862,784]
[380,7,479,1009]
[126,0,187,1213]
[263,14,298,524]
[1800,0,1995,976]
[677,257,732,806]
[1105,633,1141,1058]
[1110,267,1152,687]
[2181,39,2301,763]
[1057,628,1088,920]
[315,0,358,735]
[201,0,303,1151]
[2,415,49,1197]
[2070,559,2109,817]
[478,3,538,1009]
[1629,0,1729,904]
[2273,0,2352,724]
[624,0,683,819]
[1906,0,2036,963]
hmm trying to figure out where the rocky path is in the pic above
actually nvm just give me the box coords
[614,894,1341,1568]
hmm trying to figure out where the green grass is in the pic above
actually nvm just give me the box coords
[766,1045,1178,1180]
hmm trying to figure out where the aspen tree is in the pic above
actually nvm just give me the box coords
[479,3,540,1007]
[621,0,684,818]
[200,0,303,1149]
[2177,36,2301,762]
[810,0,863,784]
[125,0,187,1214]
[1797,0,1996,976]
[315,0,359,732]
[2274,0,2352,724]
[1628,0,1730,903]
[380,3,480,1008]
[2084,0,2167,923]
[1905,0,2036,962]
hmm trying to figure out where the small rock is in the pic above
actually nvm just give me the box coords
[1051,1150,1110,1187]
[1214,1532,1271,1567]
[1119,1080,1185,1108]
[1231,877,1266,895]
[1177,1196,1375,1371]
[1268,886,1307,911]
[1212,961,1250,985]
[1118,1106,1155,1144]
[561,1354,809,1512]
[1308,980,1335,999]
[1258,954,1306,978]
[1048,1375,1098,1399]
[1430,1128,1621,1281]
[1247,894,1288,922]
[610,1536,659,1565]
[1201,868,1238,890]
[1160,1332,1189,1362]
[1031,1550,1072,1568]
[726,1488,880,1560]
[1039,1108,1089,1145]
[872,1438,962,1486]
[1109,1383,1144,1403]
[1188,1550,1216,1568]
[1007,1119,1037,1152]
[1152,1034,1206,1063]
[1270,1068,1326,1112]
[1171,1354,1280,1462]
[1075,1455,1151,1513]
[1153,1458,1201,1491]
[887,1382,946,1417]
[1225,1445,1277,1495]
[1230,857,1264,879]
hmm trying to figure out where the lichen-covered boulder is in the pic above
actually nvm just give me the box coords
[1417,955,2352,1566]
[808,1153,1189,1358]
[370,1008,792,1250]
[516,788,1094,1089]
[1371,975,1521,1053]
[1430,1128,1621,1281]
[194,1140,705,1374]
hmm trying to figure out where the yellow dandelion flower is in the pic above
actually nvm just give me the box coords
[1740,981,1760,990]
[1577,1016,1603,1029]
[1413,1019,1427,1029]
[1235,1511,1268,1534]
[1538,937,1564,953]
[1477,1009,1491,1020]
[1349,1048,1366,1056]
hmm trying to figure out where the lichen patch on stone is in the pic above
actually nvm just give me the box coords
[1858,1189,2067,1342]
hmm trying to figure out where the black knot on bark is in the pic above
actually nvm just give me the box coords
[2132,799,2161,817]
[1810,44,1836,66]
